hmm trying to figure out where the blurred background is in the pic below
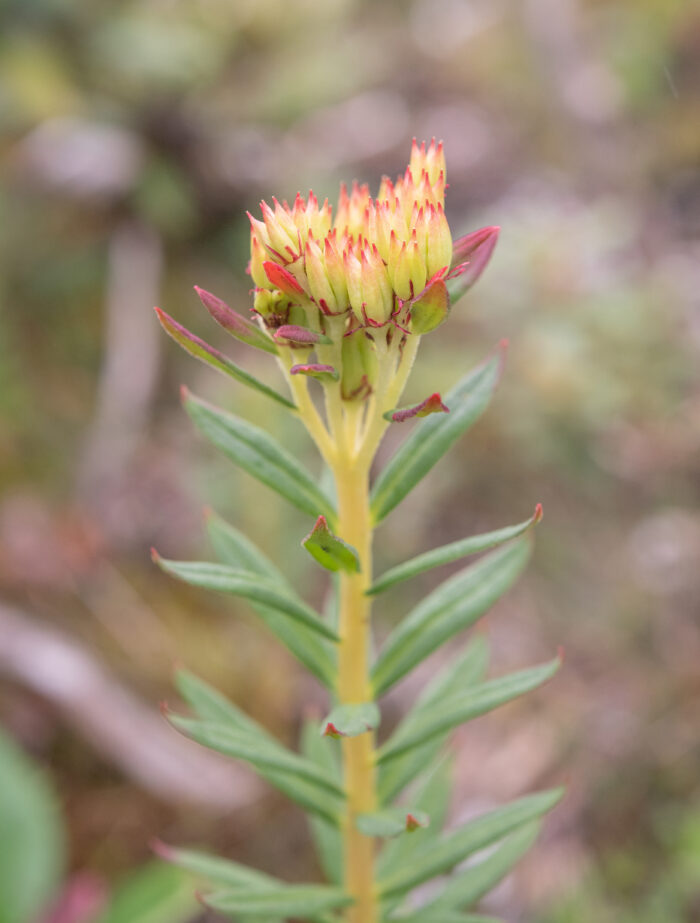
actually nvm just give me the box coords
[1,0,699,920]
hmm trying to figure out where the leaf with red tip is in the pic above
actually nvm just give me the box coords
[274,325,332,347]
[303,515,360,573]
[203,884,352,918]
[356,808,429,838]
[263,261,306,297]
[368,505,542,595]
[291,363,339,382]
[194,286,278,354]
[383,392,449,423]
[321,703,379,738]
[410,279,449,334]
[155,308,295,409]
[447,226,500,304]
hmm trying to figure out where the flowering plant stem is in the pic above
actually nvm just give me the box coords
[153,140,562,922]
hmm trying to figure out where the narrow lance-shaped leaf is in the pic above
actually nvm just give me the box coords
[379,789,564,899]
[372,538,531,697]
[167,715,344,800]
[204,884,352,918]
[152,554,339,642]
[370,348,505,524]
[377,657,561,765]
[369,505,542,596]
[194,286,278,354]
[378,640,489,804]
[301,720,343,885]
[446,226,500,307]
[183,389,336,521]
[274,325,333,347]
[205,511,336,687]
[322,703,380,739]
[291,363,339,382]
[416,821,541,916]
[154,308,293,409]
[303,516,360,574]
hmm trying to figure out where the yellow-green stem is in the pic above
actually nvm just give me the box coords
[334,458,378,923]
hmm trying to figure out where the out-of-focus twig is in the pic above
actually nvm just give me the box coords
[0,601,259,811]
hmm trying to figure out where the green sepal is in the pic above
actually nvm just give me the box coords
[377,657,561,766]
[370,348,505,524]
[368,505,542,596]
[194,286,279,354]
[378,788,564,899]
[356,809,428,838]
[378,640,488,804]
[322,703,380,739]
[183,390,336,521]
[152,554,339,642]
[303,515,360,574]
[155,308,293,408]
[371,538,530,697]
[410,279,449,334]
[203,884,353,918]
[205,511,336,687]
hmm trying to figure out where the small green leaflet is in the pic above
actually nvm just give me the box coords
[378,788,563,899]
[94,862,198,923]
[322,703,380,739]
[356,809,429,838]
[378,640,489,804]
[372,538,531,697]
[416,821,541,915]
[152,842,277,891]
[153,555,338,642]
[155,308,293,408]
[377,657,561,765]
[205,511,336,687]
[303,515,360,573]
[368,506,542,595]
[370,350,504,524]
[183,390,336,521]
[203,884,353,917]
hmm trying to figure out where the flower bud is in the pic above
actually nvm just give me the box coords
[360,245,393,326]
[305,237,338,314]
[425,203,453,278]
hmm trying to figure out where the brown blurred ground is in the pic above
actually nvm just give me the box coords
[1,0,699,920]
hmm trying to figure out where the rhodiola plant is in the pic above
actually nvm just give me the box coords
[152,139,561,922]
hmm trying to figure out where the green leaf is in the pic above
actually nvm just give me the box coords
[168,715,345,824]
[194,286,279,354]
[301,721,343,885]
[356,809,429,838]
[175,670,275,740]
[378,789,563,899]
[378,640,489,803]
[418,821,541,915]
[370,352,503,524]
[0,729,64,923]
[393,912,501,923]
[204,884,353,917]
[183,390,335,520]
[205,511,336,687]
[153,843,275,890]
[378,658,560,766]
[95,862,198,923]
[303,515,360,573]
[372,539,530,697]
[322,703,380,738]
[378,756,454,879]
[155,308,293,408]
[153,555,339,642]
[369,506,541,595]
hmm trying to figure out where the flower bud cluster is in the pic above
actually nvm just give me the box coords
[248,139,452,332]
